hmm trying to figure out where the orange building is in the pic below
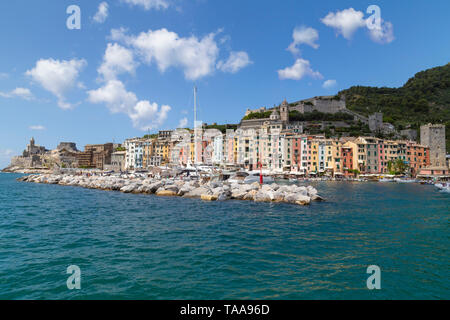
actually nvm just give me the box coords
[341,146,354,176]
[406,142,430,176]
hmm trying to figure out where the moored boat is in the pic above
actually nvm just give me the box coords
[394,178,417,183]
[243,172,275,184]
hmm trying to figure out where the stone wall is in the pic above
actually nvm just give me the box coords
[290,96,346,114]
[10,155,42,168]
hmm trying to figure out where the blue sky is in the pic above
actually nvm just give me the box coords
[0,0,449,167]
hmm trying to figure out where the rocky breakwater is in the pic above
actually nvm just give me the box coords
[17,174,324,206]
[2,166,53,174]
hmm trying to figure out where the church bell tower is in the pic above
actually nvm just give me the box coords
[280,99,289,123]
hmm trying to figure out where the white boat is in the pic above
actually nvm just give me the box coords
[435,182,449,189]
[243,172,274,184]
[394,178,417,183]
[379,178,395,182]
[197,165,214,173]
[227,171,248,184]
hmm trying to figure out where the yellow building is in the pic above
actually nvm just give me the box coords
[323,139,342,174]
[142,139,155,168]
[152,140,171,165]
[310,140,319,173]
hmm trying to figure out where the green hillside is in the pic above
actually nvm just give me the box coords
[339,63,450,149]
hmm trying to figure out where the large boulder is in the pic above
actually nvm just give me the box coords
[212,187,224,196]
[183,187,211,198]
[261,184,274,192]
[243,190,258,201]
[311,194,325,201]
[269,183,280,191]
[285,193,310,205]
[120,184,138,193]
[233,183,252,194]
[295,195,311,206]
[277,185,291,193]
[231,190,247,200]
[164,184,179,193]
[47,175,61,184]
[254,190,274,202]
[307,186,318,196]
[156,190,177,196]
[209,181,221,189]
[201,194,218,201]
[273,190,286,202]
[177,185,194,196]
[16,176,29,182]
[294,186,308,196]
[148,181,164,193]
[249,182,261,191]
[217,191,231,201]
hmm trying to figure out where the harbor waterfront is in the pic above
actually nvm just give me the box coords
[0,173,448,300]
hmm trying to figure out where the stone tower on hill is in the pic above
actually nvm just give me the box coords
[280,99,289,123]
[420,124,446,168]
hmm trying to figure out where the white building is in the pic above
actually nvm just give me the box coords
[124,138,144,170]
[318,142,326,173]
[212,134,224,165]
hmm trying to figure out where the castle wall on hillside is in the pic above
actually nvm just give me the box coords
[290,97,346,114]
[11,155,42,168]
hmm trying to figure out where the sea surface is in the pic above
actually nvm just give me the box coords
[0,173,448,300]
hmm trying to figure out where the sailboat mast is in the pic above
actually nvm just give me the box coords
[194,85,197,166]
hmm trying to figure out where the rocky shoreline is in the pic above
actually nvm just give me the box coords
[17,173,324,206]
[2,166,53,174]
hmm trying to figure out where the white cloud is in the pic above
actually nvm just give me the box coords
[98,43,137,81]
[26,58,86,109]
[323,79,337,89]
[12,88,33,99]
[219,35,231,45]
[88,79,137,114]
[110,27,129,42]
[116,28,220,80]
[217,51,252,73]
[368,20,395,44]
[321,8,395,44]
[278,58,322,81]
[0,87,34,100]
[87,80,171,130]
[111,27,251,79]
[29,125,46,131]
[122,0,169,10]
[288,26,319,54]
[93,2,109,24]
[0,72,8,79]
[178,117,188,128]
[321,8,366,40]
[130,101,171,130]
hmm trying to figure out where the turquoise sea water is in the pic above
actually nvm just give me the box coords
[0,173,448,300]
